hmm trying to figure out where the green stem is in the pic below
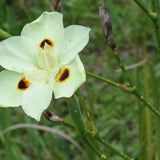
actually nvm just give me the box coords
[151,0,160,12]
[77,89,92,121]
[87,71,160,118]
[135,34,146,160]
[84,137,108,160]
[109,39,160,119]
[151,0,156,11]
[63,120,75,128]
[132,0,160,53]
[86,71,135,93]
[68,95,134,160]
[154,26,160,53]
[143,34,152,160]
[150,65,160,160]
[133,90,160,118]
[153,0,160,54]
[113,51,133,86]
[67,95,87,135]
[0,28,11,39]
[77,89,97,135]
[77,89,135,160]
[95,134,134,160]
[132,0,157,23]
[67,95,108,159]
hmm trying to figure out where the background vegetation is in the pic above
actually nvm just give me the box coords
[0,0,159,159]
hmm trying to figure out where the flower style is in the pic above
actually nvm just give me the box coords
[0,12,90,120]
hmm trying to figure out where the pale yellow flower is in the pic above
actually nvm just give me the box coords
[0,11,90,120]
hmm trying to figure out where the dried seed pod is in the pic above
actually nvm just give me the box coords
[43,109,64,124]
[99,4,116,50]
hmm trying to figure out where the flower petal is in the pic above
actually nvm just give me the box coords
[0,70,25,107]
[53,56,85,99]
[21,11,64,53]
[59,25,90,64]
[0,36,38,73]
[22,83,53,121]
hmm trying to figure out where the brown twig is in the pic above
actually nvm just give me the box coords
[52,0,62,12]
[103,0,106,5]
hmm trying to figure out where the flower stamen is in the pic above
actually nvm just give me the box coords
[39,38,54,49]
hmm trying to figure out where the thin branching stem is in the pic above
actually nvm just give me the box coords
[86,71,136,93]
[67,96,108,159]
[77,89,92,121]
[151,0,156,11]
[77,89,97,134]
[68,95,135,160]
[112,50,160,118]
[95,134,135,160]
[84,137,108,160]
[99,2,160,118]
[132,0,157,23]
[112,51,160,118]
[132,0,160,53]
[113,50,134,86]
[133,90,160,118]
[77,89,135,159]
[87,70,160,118]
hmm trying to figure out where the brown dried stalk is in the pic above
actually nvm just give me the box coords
[52,0,62,12]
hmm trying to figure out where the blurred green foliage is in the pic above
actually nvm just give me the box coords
[0,0,159,159]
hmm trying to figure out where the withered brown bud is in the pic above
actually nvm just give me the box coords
[99,4,116,50]
[43,109,64,124]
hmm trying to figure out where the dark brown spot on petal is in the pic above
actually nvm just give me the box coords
[39,38,54,49]
[57,68,70,82]
[18,77,31,91]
